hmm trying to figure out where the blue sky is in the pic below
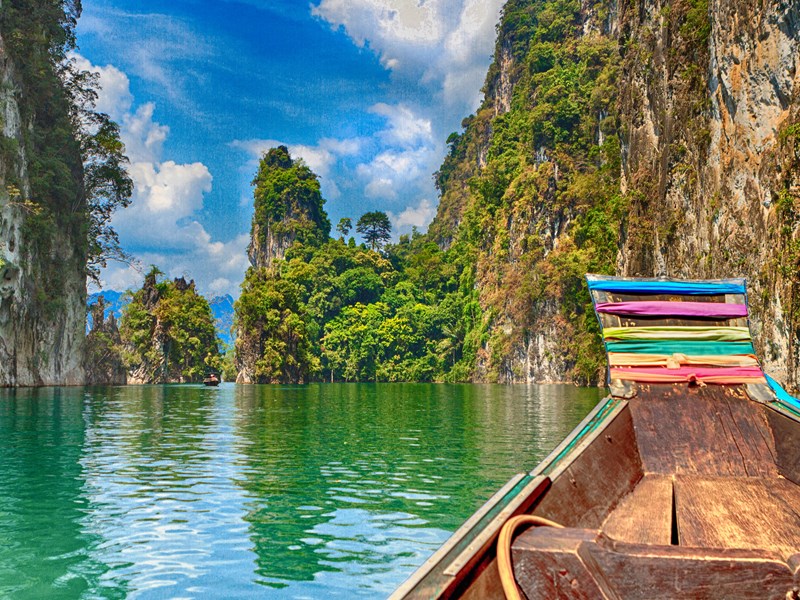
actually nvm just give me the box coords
[76,0,504,297]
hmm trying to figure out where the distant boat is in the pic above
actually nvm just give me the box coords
[203,374,220,386]
[391,275,800,600]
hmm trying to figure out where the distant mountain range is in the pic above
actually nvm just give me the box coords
[87,291,236,347]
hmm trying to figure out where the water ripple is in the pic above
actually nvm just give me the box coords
[0,383,601,598]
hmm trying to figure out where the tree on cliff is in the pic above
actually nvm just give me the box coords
[336,217,352,239]
[120,268,221,383]
[356,211,392,251]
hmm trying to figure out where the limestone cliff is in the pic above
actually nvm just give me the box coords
[236,146,331,384]
[0,14,87,386]
[247,145,331,270]
[430,0,800,385]
[430,0,622,384]
[617,0,800,387]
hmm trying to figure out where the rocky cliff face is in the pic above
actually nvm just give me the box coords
[247,145,331,270]
[430,0,800,385]
[617,0,800,386]
[430,0,622,384]
[121,274,220,384]
[0,27,86,387]
[236,146,331,384]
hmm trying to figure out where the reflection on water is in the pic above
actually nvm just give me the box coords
[0,383,602,599]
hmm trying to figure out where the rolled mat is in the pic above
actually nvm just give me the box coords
[587,279,746,295]
[603,326,750,342]
[594,301,747,319]
[608,353,758,368]
[610,366,766,384]
[604,340,755,355]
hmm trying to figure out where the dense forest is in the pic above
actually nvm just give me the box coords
[234,0,800,386]
[119,267,221,383]
[3,0,799,387]
[234,146,483,383]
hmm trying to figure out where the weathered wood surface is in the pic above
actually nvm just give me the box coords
[629,385,778,477]
[532,405,642,529]
[580,536,795,600]
[600,475,673,546]
[675,475,800,560]
[767,408,800,485]
[513,529,797,600]
[511,527,605,600]
[392,320,800,600]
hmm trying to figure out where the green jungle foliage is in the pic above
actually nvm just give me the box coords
[236,233,484,383]
[252,145,331,250]
[431,0,624,383]
[236,0,630,383]
[120,267,221,383]
[236,148,485,383]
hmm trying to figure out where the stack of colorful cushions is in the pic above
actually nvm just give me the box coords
[586,276,767,386]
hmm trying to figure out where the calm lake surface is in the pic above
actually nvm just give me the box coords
[0,383,603,599]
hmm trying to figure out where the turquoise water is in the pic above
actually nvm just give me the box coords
[0,383,603,599]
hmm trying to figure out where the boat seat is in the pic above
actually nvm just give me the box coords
[675,475,800,560]
[600,474,673,546]
[512,526,799,599]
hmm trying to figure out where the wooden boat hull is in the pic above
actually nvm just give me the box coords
[391,275,800,600]
[391,385,800,599]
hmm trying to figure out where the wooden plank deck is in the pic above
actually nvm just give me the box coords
[675,475,800,560]
[600,475,673,546]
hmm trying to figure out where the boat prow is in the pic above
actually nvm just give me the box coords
[391,275,800,600]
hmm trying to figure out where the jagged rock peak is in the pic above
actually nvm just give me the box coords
[247,145,331,269]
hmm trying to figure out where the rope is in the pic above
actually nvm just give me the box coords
[497,514,564,600]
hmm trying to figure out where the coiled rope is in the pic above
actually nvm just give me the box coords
[497,514,564,600]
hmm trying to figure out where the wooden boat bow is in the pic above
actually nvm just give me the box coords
[390,275,800,600]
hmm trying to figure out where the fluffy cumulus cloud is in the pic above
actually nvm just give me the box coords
[77,55,249,297]
[389,198,435,230]
[352,103,439,234]
[230,137,362,179]
[312,0,504,112]
[310,0,503,236]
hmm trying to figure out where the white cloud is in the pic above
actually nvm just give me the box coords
[77,54,246,297]
[439,0,504,107]
[69,53,133,121]
[230,137,363,178]
[121,104,169,164]
[354,104,438,202]
[390,198,435,230]
[370,103,433,148]
[312,0,503,113]
[313,0,444,61]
